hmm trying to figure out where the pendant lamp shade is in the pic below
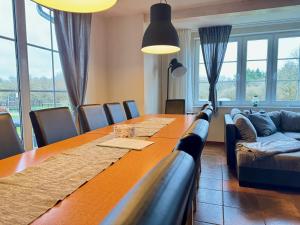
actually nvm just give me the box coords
[31,0,118,13]
[142,3,180,55]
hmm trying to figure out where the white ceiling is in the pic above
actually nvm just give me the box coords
[173,5,300,29]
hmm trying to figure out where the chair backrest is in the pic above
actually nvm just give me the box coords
[103,103,127,125]
[0,113,24,160]
[30,107,78,147]
[78,104,109,133]
[176,119,209,162]
[123,100,140,119]
[165,99,185,114]
[196,108,213,122]
[100,150,195,225]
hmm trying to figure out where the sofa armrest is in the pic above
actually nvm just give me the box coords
[224,114,237,169]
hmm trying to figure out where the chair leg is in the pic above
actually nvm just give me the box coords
[185,200,194,225]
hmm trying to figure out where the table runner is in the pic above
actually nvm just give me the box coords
[0,117,175,225]
[0,135,129,225]
[132,118,175,137]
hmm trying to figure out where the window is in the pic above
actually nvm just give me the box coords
[193,31,300,107]
[25,0,69,111]
[276,37,300,101]
[217,41,238,101]
[0,0,22,136]
[245,39,268,101]
[0,0,70,149]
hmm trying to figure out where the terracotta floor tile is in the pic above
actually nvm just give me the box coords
[197,143,300,225]
[224,206,265,225]
[201,168,223,179]
[199,177,223,191]
[222,179,256,194]
[197,189,223,205]
[223,191,260,209]
[257,196,300,218]
[194,203,223,225]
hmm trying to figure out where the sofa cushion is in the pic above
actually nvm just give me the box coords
[281,110,300,132]
[283,132,300,141]
[248,113,277,137]
[230,108,242,119]
[233,114,257,142]
[267,111,281,130]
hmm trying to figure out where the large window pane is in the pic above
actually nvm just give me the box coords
[53,53,67,91]
[30,92,54,110]
[277,59,299,80]
[0,92,21,135]
[198,82,209,101]
[217,42,238,101]
[0,39,18,90]
[276,81,297,101]
[247,39,268,60]
[28,46,53,91]
[0,0,14,39]
[55,92,69,107]
[25,0,51,48]
[224,42,237,61]
[246,39,268,101]
[278,37,300,59]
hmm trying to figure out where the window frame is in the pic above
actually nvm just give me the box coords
[193,30,300,108]
[0,0,69,150]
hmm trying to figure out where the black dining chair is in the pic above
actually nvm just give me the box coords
[100,150,195,225]
[78,104,109,133]
[123,100,140,119]
[176,119,209,193]
[0,112,24,160]
[176,119,209,163]
[103,103,127,125]
[30,107,78,147]
[165,99,185,114]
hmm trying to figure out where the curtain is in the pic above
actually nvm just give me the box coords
[53,11,92,123]
[161,29,193,113]
[198,25,232,112]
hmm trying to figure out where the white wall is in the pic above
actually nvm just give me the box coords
[106,14,145,114]
[86,14,147,115]
[144,54,161,114]
[86,15,108,104]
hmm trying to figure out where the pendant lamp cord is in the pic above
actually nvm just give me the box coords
[160,0,168,3]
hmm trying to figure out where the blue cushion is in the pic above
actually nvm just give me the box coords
[248,113,277,137]
[267,111,281,130]
[281,110,300,132]
[233,114,257,142]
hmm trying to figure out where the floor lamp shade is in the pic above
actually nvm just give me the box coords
[31,0,118,13]
[141,3,180,55]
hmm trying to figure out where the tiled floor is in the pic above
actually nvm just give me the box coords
[194,143,300,225]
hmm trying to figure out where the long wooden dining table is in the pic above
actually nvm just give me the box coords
[0,114,195,225]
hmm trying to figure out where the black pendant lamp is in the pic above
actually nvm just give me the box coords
[141,2,180,55]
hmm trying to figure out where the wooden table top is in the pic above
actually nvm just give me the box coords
[0,114,195,225]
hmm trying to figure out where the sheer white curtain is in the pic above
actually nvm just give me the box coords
[160,29,193,113]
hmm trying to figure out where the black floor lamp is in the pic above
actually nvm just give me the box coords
[167,58,187,100]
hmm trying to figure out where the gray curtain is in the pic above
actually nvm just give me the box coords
[198,25,232,112]
[53,11,92,121]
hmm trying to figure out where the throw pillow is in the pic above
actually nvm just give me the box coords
[281,110,300,132]
[230,108,242,118]
[267,111,281,130]
[248,113,277,137]
[233,114,257,142]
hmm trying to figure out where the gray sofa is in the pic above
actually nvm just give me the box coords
[224,109,300,189]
